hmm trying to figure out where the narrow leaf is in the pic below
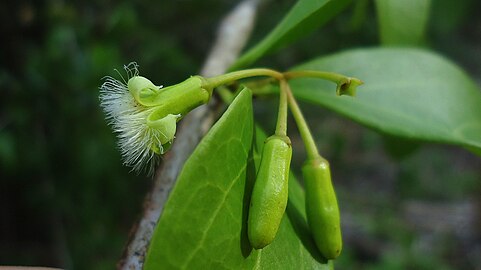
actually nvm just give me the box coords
[230,0,351,70]
[375,0,431,46]
[288,48,481,153]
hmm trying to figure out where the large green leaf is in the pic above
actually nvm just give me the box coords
[375,0,431,46]
[144,88,332,269]
[230,0,352,70]
[289,48,481,153]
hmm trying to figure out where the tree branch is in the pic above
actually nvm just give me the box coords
[117,1,259,269]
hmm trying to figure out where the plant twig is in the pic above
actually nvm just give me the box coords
[117,1,259,269]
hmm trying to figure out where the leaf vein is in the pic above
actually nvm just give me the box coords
[181,162,248,269]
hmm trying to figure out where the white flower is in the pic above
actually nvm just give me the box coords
[99,63,180,174]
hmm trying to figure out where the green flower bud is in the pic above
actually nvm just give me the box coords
[248,135,292,249]
[128,76,161,101]
[303,157,342,260]
[336,77,363,97]
[147,113,181,154]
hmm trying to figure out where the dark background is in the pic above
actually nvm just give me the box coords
[1,0,480,269]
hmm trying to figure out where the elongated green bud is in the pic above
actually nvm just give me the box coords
[248,135,292,249]
[303,157,342,259]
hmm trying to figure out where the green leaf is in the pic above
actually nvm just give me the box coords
[375,0,431,46]
[144,88,332,269]
[143,88,254,269]
[288,48,481,153]
[230,0,352,70]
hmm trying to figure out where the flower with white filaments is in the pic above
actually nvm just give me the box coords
[99,63,177,175]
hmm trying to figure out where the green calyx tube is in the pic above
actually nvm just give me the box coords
[129,75,212,112]
[126,75,213,154]
[248,135,292,249]
[302,156,342,260]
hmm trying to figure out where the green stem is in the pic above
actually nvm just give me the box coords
[216,86,235,104]
[275,79,289,136]
[285,83,320,160]
[204,68,284,89]
[284,70,351,85]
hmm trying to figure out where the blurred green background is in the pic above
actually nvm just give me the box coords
[1,0,480,269]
